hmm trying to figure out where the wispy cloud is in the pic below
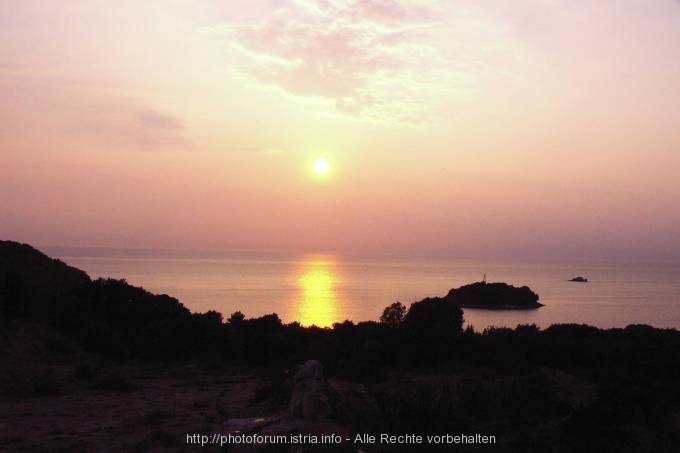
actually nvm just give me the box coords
[0,71,190,151]
[230,146,286,155]
[125,108,187,149]
[64,99,190,151]
[206,0,458,122]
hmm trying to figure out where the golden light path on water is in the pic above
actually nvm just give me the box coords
[295,257,340,327]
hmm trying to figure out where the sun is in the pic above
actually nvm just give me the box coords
[313,158,330,175]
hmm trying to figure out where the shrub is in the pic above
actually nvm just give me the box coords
[380,302,406,327]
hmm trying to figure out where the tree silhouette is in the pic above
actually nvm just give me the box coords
[380,301,406,327]
[228,311,246,325]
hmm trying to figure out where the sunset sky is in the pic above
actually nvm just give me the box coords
[2,0,680,259]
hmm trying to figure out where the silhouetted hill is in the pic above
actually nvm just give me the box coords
[0,240,220,359]
[0,241,90,318]
[446,281,542,309]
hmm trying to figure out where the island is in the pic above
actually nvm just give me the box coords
[569,276,589,282]
[445,281,543,309]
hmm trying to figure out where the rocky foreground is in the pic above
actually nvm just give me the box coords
[1,353,599,452]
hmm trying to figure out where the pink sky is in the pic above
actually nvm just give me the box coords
[2,0,680,259]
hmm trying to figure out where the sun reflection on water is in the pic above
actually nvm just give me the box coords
[296,258,340,327]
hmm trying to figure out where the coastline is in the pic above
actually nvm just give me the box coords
[47,247,680,330]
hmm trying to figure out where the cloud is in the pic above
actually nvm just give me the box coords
[207,0,453,122]
[0,71,190,151]
[67,100,190,150]
[125,108,187,149]
[135,108,183,131]
[230,146,286,155]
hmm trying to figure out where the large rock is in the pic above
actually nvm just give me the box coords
[288,360,331,420]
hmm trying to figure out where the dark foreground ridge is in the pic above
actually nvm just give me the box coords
[2,240,680,452]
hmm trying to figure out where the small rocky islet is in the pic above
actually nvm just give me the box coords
[445,281,543,309]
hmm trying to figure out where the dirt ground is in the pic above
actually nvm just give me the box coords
[0,363,268,452]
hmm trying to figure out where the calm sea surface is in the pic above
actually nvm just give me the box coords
[45,247,680,329]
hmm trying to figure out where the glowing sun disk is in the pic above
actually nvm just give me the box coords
[313,158,330,175]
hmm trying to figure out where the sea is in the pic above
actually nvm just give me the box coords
[45,247,680,330]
